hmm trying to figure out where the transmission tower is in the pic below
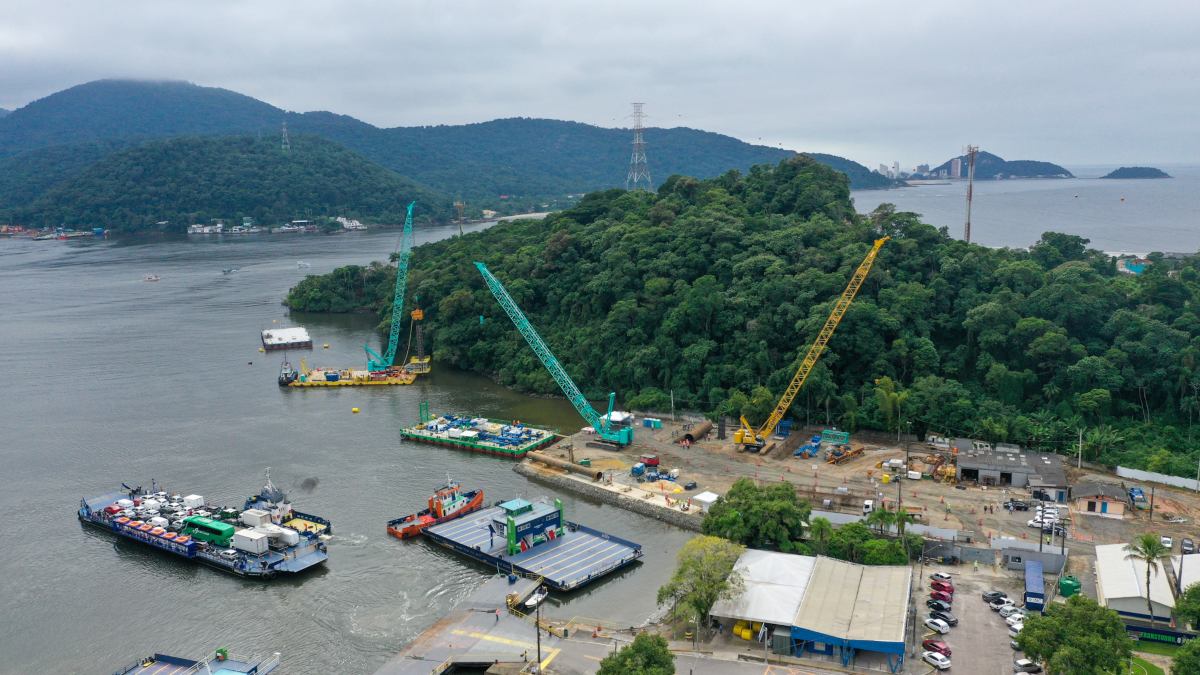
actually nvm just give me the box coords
[625,103,652,191]
[963,145,978,243]
[281,121,291,153]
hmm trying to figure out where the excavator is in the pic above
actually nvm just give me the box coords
[734,237,889,453]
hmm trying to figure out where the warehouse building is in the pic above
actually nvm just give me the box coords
[710,550,910,672]
[1094,543,1175,622]
[955,444,1068,501]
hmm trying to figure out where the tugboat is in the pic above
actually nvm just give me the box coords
[386,477,484,539]
[278,360,299,386]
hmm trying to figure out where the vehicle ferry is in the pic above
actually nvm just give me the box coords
[79,469,331,579]
[386,478,484,539]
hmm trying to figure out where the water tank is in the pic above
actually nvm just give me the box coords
[1059,575,1081,598]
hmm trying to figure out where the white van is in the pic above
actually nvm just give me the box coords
[863,500,875,516]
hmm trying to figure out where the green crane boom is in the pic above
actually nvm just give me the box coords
[475,262,632,447]
[365,202,415,371]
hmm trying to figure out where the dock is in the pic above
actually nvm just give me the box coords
[401,415,558,458]
[422,500,643,591]
[261,326,312,351]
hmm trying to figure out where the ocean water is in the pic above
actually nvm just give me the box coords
[851,165,1200,254]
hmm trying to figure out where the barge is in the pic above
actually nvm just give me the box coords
[422,497,642,591]
[79,470,331,579]
[115,649,280,675]
[386,478,484,539]
[401,412,559,458]
[261,326,312,351]
[280,360,415,387]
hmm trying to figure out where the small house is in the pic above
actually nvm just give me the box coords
[1072,482,1128,518]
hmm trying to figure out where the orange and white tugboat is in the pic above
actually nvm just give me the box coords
[386,477,484,540]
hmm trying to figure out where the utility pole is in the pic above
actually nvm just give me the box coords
[535,589,542,672]
[963,145,978,243]
[1078,428,1083,469]
[281,120,291,153]
[625,103,652,191]
[671,390,676,422]
[1149,486,1156,522]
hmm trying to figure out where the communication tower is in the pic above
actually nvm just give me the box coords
[625,103,652,191]
[963,145,978,243]
[281,121,291,153]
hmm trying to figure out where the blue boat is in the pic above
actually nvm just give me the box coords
[79,470,331,579]
[114,648,280,675]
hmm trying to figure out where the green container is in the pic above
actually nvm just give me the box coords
[579,458,592,467]
[1059,575,1081,598]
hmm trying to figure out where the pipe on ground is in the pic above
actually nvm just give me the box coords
[528,451,603,481]
[678,420,713,444]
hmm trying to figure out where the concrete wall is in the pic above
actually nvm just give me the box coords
[1001,548,1066,574]
[1117,466,1200,491]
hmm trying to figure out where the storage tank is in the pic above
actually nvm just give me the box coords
[1059,575,1081,598]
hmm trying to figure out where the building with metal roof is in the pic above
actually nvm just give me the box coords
[1094,543,1175,621]
[1072,482,1129,519]
[955,444,1068,501]
[709,551,911,672]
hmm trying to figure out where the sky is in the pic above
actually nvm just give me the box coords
[2,0,1197,167]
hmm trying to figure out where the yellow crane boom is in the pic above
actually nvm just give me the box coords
[735,237,889,450]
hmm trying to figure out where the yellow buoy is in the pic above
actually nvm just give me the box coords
[352,407,360,414]
[323,343,330,349]
[258,347,265,353]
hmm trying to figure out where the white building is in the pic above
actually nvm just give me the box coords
[1094,543,1175,621]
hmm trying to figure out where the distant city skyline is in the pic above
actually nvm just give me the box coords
[1,1,1196,166]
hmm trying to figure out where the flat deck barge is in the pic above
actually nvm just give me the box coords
[401,413,558,458]
[286,365,416,387]
[261,326,312,351]
[115,650,280,675]
[422,498,642,591]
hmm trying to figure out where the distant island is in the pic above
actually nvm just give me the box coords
[1101,166,1171,179]
[912,150,1072,180]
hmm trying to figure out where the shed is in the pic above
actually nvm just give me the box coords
[692,491,720,513]
[1072,482,1128,519]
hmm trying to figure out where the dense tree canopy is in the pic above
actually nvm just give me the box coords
[701,479,811,552]
[596,633,675,675]
[287,155,1200,475]
[656,535,744,629]
[1016,595,1132,674]
[3,135,450,231]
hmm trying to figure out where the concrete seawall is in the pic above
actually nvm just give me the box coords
[514,461,704,532]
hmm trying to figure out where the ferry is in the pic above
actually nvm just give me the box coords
[79,469,331,579]
[115,648,280,675]
[386,478,484,539]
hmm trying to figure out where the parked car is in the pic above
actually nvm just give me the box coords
[922,651,952,670]
[1005,500,1030,511]
[924,617,951,634]
[991,597,1015,611]
[1011,639,1021,650]
[1184,538,1195,555]
[982,591,1009,602]
[931,590,954,603]
[930,572,953,582]
[1006,614,1027,628]
[1013,658,1043,673]
[1162,536,1174,549]
[929,610,958,626]
[1027,519,1048,528]
[927,599,952,612]
[931,580,955,594]
[999,604,1022,617]
[922,639,952,657]
[1008,624,1023,638]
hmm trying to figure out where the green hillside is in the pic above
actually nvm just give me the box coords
[928,151,1073,179]
[0,80,891,213]
[5,135,451,231]
[287,156,1200,477]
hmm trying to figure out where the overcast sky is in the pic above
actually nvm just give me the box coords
[2,1,1197,167]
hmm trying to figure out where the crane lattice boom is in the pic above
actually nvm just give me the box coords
[366,202,415,371]
[739,237,889,448]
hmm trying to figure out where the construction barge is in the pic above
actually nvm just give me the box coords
[78,471,331,579]
[280,360,416,387]
[422,497,643,591]
[400,410,559,458]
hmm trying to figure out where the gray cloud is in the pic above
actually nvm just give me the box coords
[1,0,1196,166]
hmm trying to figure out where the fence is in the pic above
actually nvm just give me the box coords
[1116,466,1200,492]
[922,541,995,564]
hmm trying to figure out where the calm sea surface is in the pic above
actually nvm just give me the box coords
[0,225,692,674]
[851,165,1200,254]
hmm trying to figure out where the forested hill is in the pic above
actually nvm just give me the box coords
[287,155,1200,477]
[0,80,891,211]
[4,135,451,231]
[929,151,1073,179]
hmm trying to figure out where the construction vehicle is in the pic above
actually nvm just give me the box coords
[735,238,889,452]
[363,202,429,375]
[794,435,822,458]
[475,262,633,448]
[826,444,865,465]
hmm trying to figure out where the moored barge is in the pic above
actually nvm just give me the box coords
[401,412,559,458]
[79,470,331,579]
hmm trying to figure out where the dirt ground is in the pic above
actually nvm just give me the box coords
[542,418,1200,555]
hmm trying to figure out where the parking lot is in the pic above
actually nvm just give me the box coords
[914,564,1028,673]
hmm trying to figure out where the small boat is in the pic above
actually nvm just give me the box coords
[296,261,311,269]
[278,361,299,386]
[143,274,160,282]
[386,477,484,539]
[222,268,239,275]
[524,586,549,610]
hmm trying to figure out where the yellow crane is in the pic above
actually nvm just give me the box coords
[734,237,889,452]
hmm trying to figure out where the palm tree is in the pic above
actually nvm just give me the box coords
[895,508,918,560]
[1124,534,1171,625]
[866,508,896,535]
[807,517,833,555]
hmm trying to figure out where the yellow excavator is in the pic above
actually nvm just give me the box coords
[734,237,889,452]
